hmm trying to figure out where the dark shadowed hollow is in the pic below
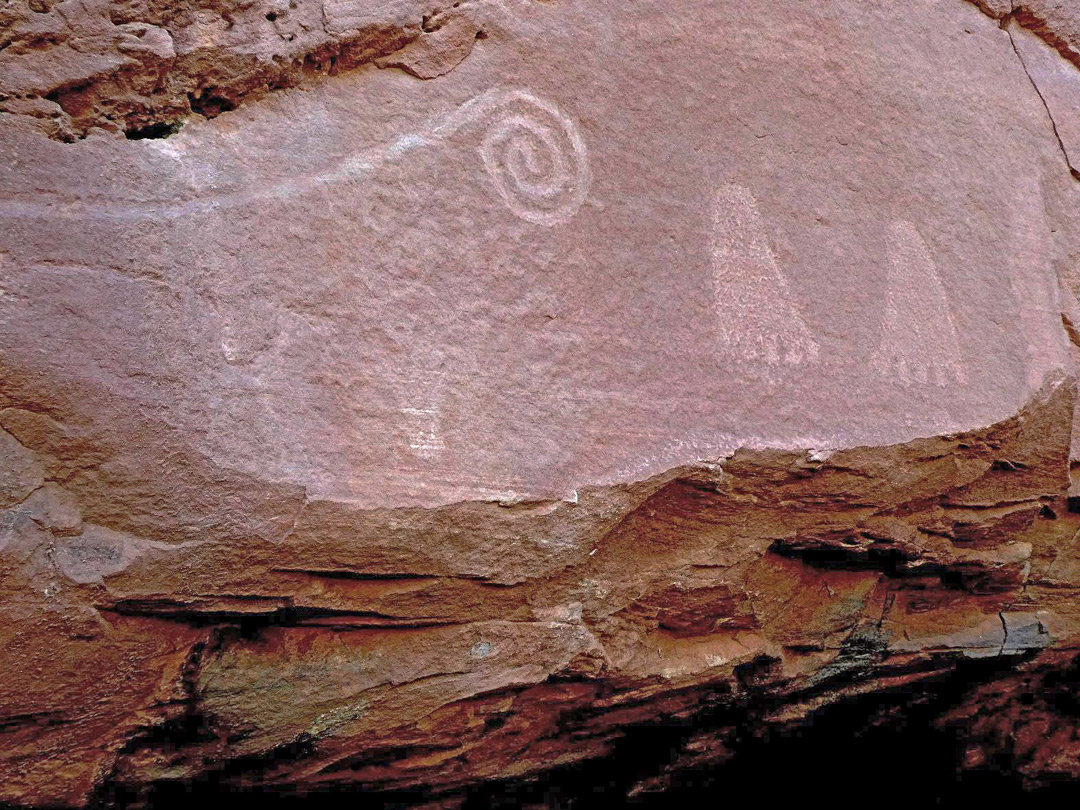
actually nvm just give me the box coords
[86,655,1080,809]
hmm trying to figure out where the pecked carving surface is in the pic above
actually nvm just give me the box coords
[4,0,1080,806]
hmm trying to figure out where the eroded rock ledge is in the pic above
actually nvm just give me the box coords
[4,0,1080,142]
[5,0,1080,805]
[0,0,491,140]
[3,380,1080,807]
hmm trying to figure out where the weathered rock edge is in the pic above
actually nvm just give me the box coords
[3,377,1080,807]
[0,0,490,140]
[2,0,1080,142]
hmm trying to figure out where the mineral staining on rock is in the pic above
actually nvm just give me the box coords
[3,0,1080,806]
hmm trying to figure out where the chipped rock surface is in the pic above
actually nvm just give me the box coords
[3,0,1080,806]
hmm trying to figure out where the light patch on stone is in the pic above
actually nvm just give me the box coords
[470,640,493,659]
[145,138,185,159]
[21,483,82,535]
[309,700,368,738]
[1007,166,1072,393]
[390,133,428,155]
[53,526,131,584]
[53,524,205,584]
[1000,611,1053,655]
[401,405,443,459]
[0,427,44,510]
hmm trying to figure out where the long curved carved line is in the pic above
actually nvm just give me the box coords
[0,88,591,227]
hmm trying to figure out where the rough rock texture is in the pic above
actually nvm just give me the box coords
[4,0,1080,806]
[0,0,488,140]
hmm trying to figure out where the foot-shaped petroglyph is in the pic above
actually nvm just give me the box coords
[871,220,966,387]
[710,184,819,366]
[1,89,591,227]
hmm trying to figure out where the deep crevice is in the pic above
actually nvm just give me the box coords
[125,121,183,140]
[1005,19,1080,180]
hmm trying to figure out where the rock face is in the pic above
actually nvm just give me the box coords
[3,0,1080,806]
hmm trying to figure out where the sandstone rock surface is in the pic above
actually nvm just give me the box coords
[3,0,1080,806]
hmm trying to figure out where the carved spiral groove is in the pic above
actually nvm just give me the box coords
[477,91,590,226]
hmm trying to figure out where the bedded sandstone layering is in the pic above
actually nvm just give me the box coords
[4,0,1080,805]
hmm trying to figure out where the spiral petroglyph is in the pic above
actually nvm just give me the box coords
[0,88,590,227]
[474,91,591,226]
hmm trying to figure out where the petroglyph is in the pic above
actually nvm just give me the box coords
[871,221,966,387]
[0,89,590,227]
[476,92,591,225]
[710,184,819,366]
[1007,173,1070,393]
[401,405,444,459]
